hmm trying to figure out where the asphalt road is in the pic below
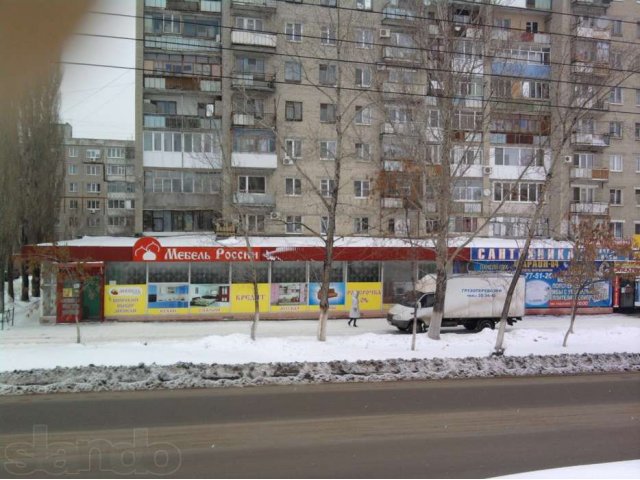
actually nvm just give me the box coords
[1,373,639,478]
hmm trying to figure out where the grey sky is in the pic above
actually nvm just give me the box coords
[60,0,135,140]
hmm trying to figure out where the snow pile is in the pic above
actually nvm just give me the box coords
[1,352,638,395]
[494,459,640,479]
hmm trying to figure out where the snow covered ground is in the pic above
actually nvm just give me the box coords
[495,459,640,479]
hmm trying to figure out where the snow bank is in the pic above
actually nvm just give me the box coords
[495,459,640,479]
[1,352,638,395]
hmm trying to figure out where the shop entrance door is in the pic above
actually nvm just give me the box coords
[82,276,102,321]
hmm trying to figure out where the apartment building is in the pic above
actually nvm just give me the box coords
[57,124,138,239]
[136,0,639,240]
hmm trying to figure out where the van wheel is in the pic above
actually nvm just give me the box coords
[463,320,476,331]
[475,319,494,332]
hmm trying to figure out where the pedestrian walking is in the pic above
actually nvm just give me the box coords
[347,291,360,327]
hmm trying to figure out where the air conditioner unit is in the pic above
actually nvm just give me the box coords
[282,156,295,165]
[379,29,391,39]
[483,166,493,175]
[564,155,573,164]
[269,211,281,220]
[89,209,98,214]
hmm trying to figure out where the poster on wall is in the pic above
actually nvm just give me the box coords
[270,283,308,306]
[469,254,612,308]
[308,282,345,306]
[147,283,189,310]
[189,284,230,309]
[104,285,147,316]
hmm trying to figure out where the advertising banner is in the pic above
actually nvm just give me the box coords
[347,282,383,311]
[189,284,231,313]
[231,284,271,313]
[147,283,190,314]
[104,285,147,316]
[308,282,346,306]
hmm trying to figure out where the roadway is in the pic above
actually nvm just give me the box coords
[1,373,638,478]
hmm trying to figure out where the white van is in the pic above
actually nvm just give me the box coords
[387,273,526,333]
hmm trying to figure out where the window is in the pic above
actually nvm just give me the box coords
[355,28,373,48]
[285,61,302,82]
[68,182,78,193]
[523,80,549,99]
[354,180,370,199]
[493,182,543,202]
[67,164,77,175]
[87,217,101,228]
[355,106,371,125]
[355,67,372,87]
[285,138,302,159]
[609,154,623,172]
[573,153,595,169]
[86,149,101,160]
[107,164,128,176]
[235,17,263,32]
[197,103,215,118]
[285,178,302,196]
[241,214,265,233]
[109,181,138,194]
[69,199,78,210]
[108,199,126,209]
[320,141,336,160]
[285,101,303,121]
[526,21,538,33]
[453,147,483,165]
[86,183,101,193]
[143,131,162,151]
[69,216,78,227]
[320,25,336,46]
[449,217,478,233]
[320,0,336,6]
[494,147,545,167]
[68,147,78,157]
[356,0,372,10]
[355,143,370,161]
[320,179,335,197]
[635,122,640,140]
[87,200,100,211]
[609,121,623,138]
[108,216,131,227]
[635,188,640,206]
[610,221,624,239]
[144,77,165,89]
[611,51,622,69]
[320,217,329,235]
[636,89,640,106]
[573,186,596,203]
[319,64,337,85]
[86,164,100,176]
[285,22,302,42]
[354,217,369,234]
[610,87,623,104]
[286,215,303,233]
[610,189,623,205]
[238,176,266,194]
[162,13,181,33]
[453,179,482,201]
[636,155,640,173]
[320,103,336,123]
[612,19,622,36]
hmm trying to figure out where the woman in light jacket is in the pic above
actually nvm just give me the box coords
[348,291,360,327]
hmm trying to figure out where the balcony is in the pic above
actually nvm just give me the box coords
[570,167,610,181]
[382,7,416,23]
[571,0,612,8]
[231,30,277,48]
[144,35,220,52]
[575,98,609,111]
[492,30,550,45]
[231,71,276,90]
[143,114,220,129]
[232,112,275,128]
[575,25,611,40]
[492,61,550,79]
[231,152,277,169]
[381,82,428,99]
[382,47,419,64]
[451,202,482,214]
[571,133,610,148]
[381,197,404,209]
[233,192,275,206]
[231,0,276,11]
[570,202,609,215]
[571,62,610,77]
[381,122,421,136]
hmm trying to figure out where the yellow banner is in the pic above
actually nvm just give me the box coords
[347,282,383,311]
[104,285,147,316]
[231,284,271,313]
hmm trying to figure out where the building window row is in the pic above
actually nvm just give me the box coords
[143,131,220,154]
[144,170,220,194]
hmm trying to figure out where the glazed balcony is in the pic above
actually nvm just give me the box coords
[570,133,610,148]
[231,30,277,48]
[570,167,609,181]
[570,201,609,215]
[232,111,275,128]
[231,0,276,12]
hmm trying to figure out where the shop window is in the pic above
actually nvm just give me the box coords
[348,261,380,282]
[190,262,229,284]
[148,262,188,283]
[271,261,306,283]
[105,262,147,285]
[231,262,269,283]
[309,262,343,283]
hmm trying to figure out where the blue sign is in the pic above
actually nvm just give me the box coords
[308,282,346,306]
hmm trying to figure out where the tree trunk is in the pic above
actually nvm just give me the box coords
[76,314,81,344]
[563,287,582,347]
[250,279,260,341]
[7,257,14,300]
[0,256,5,314]
[31,263,40,298]
[20,261,29,302]
[428,233,449,340]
